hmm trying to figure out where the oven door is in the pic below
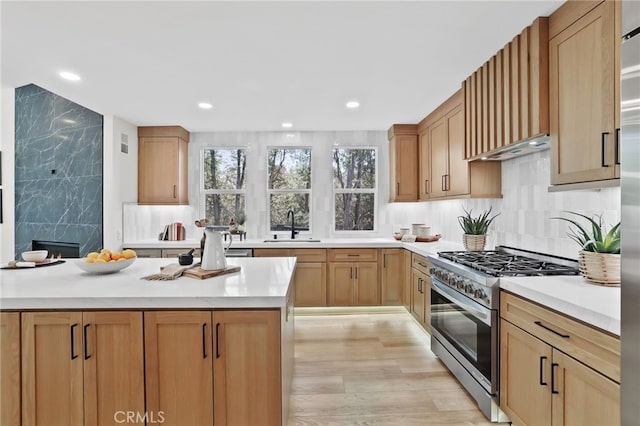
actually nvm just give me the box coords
[430,278,497,394]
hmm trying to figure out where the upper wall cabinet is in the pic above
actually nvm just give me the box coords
[388,124,419,202]
[464,17,550,160]
[418,90,502,201]
[549,0,620,186]
[138,126,190,205]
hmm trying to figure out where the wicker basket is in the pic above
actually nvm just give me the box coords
[578,251,620,286]
[463,234,487,251]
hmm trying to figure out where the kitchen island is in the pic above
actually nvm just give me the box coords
[0,257,296,426]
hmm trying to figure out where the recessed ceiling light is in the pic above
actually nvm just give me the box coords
[198,102,213,109]
[346,100,360,109]
[59,71,81,81]
[281,122,293,128]
[481,156,488,160]
[286,133,296,138]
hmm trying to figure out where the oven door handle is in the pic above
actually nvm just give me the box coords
[431,279,492,326]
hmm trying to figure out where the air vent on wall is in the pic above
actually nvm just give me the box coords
[120,132,129,154]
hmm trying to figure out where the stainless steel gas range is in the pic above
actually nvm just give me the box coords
[427,246,580,422]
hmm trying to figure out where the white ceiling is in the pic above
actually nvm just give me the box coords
[1,0,564,132]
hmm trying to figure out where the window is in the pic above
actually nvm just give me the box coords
[267,148,311,232]
[332,148,376,231]
[202,148,246,226]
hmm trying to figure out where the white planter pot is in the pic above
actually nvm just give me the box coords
[578,251,621,286]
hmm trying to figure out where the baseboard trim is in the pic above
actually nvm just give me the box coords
[293,306,408,316]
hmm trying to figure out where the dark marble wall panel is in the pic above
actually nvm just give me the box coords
[14,84,103,258]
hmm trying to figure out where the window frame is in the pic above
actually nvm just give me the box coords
[331,146,378,234]
[266,145,313,236]
[200,146,247,226]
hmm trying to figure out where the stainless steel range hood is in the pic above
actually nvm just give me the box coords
[469,134,550,161]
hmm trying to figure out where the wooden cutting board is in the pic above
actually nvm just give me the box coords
[182,265,241,280]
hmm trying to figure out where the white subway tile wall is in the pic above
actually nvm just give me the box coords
[123,131,620,259]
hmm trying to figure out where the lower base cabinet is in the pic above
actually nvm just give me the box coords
[410,254,431,330]
[500,291,620,426]
[213,310,282,426]
[144,311,214,426]
[1,313,21,426]
[328,262,379,306]
[254,248,327,307]
[380,249,404,305]
[21,311,145,426]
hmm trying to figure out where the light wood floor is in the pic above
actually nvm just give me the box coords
[288,310,493,426]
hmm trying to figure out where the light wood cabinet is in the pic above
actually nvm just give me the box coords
[500,291,620,425]
[22,311,145,426]
[144,311,213,426]
[1,313,21,426]
[254,248,327,307]
[380,248,404,305]
[410,254,431,329]
[463,17,549,159]
[403,250,412,309]
[388,124,419,202]
[419,90,502,200]
[138,126,189,205]
[328,249,379,306]
[549,0,620,186]
[213,310,281,426]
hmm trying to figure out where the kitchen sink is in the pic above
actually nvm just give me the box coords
[262,239,321,243]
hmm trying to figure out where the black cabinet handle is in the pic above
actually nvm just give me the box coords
[215,323,221,359]
[551,362,560,394]
[396,182,400,196]
[615,128,620,165]
[383,254,386,268]
[202,323,208,359]
[601,132,610,167]
[424,179,429,195]
[83,324,91,360]
[355,267,358,280]
[539,356,548,386]
[445,174,450,191]
[173,185,177,198]
[70,323,78,360]
[534,321,570,338]
[418,278,423,294]
[350,267,353,279]
[441,175,446,191]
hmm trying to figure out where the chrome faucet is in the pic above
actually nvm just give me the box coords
[287,209,297,239]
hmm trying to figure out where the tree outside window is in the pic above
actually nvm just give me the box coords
[267,148,311,232]
[333,148,376,231]
[202,148,246,226]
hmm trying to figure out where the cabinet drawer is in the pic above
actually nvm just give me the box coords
[411,254,431,276]
[328,249,378,262]
[254,248,292,258]
[291,249,326,263]
[500,291,620,383]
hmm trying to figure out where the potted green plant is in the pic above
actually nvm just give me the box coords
[553,211,620,285]
[458,207,500,251]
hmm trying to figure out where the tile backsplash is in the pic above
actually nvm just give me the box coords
[123,129,621,260]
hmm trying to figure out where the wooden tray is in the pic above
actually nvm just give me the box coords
[394,234,442,243]
[182,265,241,280]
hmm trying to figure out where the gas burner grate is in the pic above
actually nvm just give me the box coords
[438,250,580,277]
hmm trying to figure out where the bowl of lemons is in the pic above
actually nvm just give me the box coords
[76,248,137,274]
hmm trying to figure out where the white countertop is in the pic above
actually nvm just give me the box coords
[124,237,466,254]
[0,257,296,310]
[500,275,620,336]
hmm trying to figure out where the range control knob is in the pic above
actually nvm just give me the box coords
[474,289,487,299]
[464,283,475,294]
